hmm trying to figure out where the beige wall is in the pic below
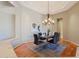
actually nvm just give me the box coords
[53,2,79,45]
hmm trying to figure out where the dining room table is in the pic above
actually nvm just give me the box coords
[40,33,54,42]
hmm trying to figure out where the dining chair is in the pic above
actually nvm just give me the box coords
[48,32,60,44]
[33,34,44,45]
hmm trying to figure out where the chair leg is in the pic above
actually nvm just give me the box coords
[34,39,39,45]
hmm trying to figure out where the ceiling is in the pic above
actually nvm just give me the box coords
[10,1,77,14]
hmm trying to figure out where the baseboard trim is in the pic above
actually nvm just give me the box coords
[65,39,79,47]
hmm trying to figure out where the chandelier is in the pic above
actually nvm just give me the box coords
[42,1,55,25]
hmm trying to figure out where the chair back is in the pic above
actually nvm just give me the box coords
[53,32,60,44]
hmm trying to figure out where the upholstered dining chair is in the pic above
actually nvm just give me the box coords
[47,32,60,50]
[33,34,44,45]
[48,32,60,44]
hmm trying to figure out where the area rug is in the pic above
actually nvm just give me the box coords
[27,43,67,57]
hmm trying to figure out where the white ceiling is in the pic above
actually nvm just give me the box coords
[10,1,77,14]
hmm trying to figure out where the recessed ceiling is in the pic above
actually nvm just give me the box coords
[10,1,77,14]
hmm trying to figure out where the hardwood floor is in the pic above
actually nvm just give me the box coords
[14,43,39,57]
[60,42,77,57]
[14,39,77,57]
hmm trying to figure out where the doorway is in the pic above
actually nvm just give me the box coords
[57,18,63,39]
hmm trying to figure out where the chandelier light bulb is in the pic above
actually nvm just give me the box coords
[42,21,45,24]
[51,20,55,23]
[48,18,51,21]
[45,19,48,23]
